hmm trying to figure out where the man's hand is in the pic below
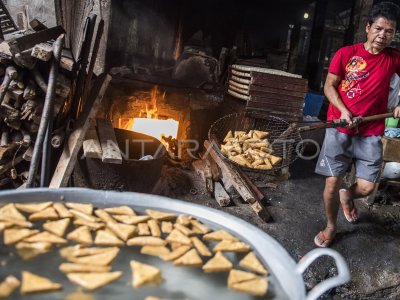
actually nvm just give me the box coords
[340,110,354,128]
[394,105,400,118]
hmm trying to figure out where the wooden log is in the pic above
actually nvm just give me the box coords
[236,168,266,203]
[214,182,231,207]
[29,18,48,31]
[31,43,52,61]
[192,159,213,193]
[49,74,112,188]
[97,119,122,164]
[83,125,102,159]
[60,49,74,71]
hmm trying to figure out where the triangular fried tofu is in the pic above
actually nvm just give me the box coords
[0,203,26,221]
[173,249,202,267]
[94,209,115,223]
[66,203,93,215]
[147,219,161,237]
[104,206,135,215]
[53,203,73,218]
[17,248,47,260]
[0,275,20,298]
[177,214,191,226]
[161,245,191,261]
[223,130,233,142]
[203,230,238,242]
[130,260,161,288]
[20,271,62,294]
[137,223,150,236]
[140,246,170,257]
[67,272,122,290]
[161,221,173,234]
[94,230,124,246]
[174,223,192,236]
[59,246,117,259]
[239,252,268,275]
[16,241,52,251]
[4,228,39,244]
[113,215,150,225]
[252,130,269,139]
[73,219,105,231]
[67,226,93,245]
[15,202,53,214]
[191,237,212,257]
[59,263,111,273]
[0,221,12,232]
[107,222,136,241]
[166,229,192,245]
[127,236,166,247]
[227,269,258,286]
[213,240,250,253]
[24,231,67,244]
[43,218,70,237]
[229,277,268,297]
[190,220,210,234]
[28,207,59,221]
[67,248,120,266]
[70,209,99,223]
[170,242,184,250]
[145,209,176,221]
[202,251,233,272]
[267,154,282,166]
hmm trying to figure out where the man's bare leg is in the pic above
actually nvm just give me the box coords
[315,176,342,246]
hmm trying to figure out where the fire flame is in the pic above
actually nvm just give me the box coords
[131,86,179,140]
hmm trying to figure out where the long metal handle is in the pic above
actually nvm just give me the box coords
[295,248,350,300]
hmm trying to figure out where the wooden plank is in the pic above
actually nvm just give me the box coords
[97,119,122,164]
[249,90,305,102]
[250,84,307,98]
[83,125,102,159]
[49,74,112,188]
[214,182,231,207]
[251,71,308,86]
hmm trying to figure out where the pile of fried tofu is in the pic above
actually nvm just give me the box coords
[220,130,282,170]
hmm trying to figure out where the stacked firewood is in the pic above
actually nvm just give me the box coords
[0,22,73,188]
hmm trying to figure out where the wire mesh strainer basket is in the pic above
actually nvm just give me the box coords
[208,111,303,173]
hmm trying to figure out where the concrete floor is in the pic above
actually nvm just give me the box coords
[158,158,400,299]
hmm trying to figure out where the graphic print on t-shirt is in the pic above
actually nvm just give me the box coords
[341,56,369,99]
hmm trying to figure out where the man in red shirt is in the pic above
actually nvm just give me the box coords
[314,1,400,247]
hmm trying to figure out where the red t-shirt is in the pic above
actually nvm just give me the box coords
[327,43,400,136]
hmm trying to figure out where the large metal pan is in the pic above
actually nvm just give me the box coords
[0,188,350,300]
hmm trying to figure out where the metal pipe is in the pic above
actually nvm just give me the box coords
[26,34,64,188]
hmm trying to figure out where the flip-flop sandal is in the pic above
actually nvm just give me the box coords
[343,206,358,223]
[314,231,334,248]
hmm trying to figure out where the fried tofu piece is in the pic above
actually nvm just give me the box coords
[28,207,59,221]
[15,241,52,260]
[127,236,166,247]
[239,252,268,275]
[43,218,70,237]
[0,275,20,298]
[59,246,117,259]
[266,154,282,166]
[173,249,202,267]
[130,260,161,288]
[191,237,212,257]
[73,219,105,231]
[67,272,122,291]
[234,131,246,138]
[147,219,161,237]
[67,226,93,245]
[213,240,250,253]
[161,221,173,234]
[203,230,238,242]
[166,229,192,245]
[25,231,67,244]
[94,230,124,246]
[70,209,100,223]
[59,263,111,274]
[252,130,269,139]
[140,246,170,258]
[161,245,191,261]
[223,130,233,142]
[107,222,136,241]
[94,210,116,224]
[190,220,210,234]
[0,203,26,222]
[53,203,74,218]
[3,228,39,245]
[66,248,120,266]
[229,154,251,167]
[202,251,233,273]
[176,214,191,226]
[104,206,135,216]
[227,269,258,286]
[137,223,151,236]
[15,202,53,214]
[0,222,12,232]
[173,223,192,236]
[66,203,93,215]
[229,277,268,297]
[145,209,176,221]
[20,271,62,294]
[113,215,150,225]
[254,163,273,170]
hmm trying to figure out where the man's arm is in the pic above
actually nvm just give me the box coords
[394,105,400,118]
[324,73,354,126]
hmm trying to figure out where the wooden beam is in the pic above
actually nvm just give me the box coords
[97,119,122,164]
[49,74,112,188]
[83,125,102,159]
[214,182,231,207]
